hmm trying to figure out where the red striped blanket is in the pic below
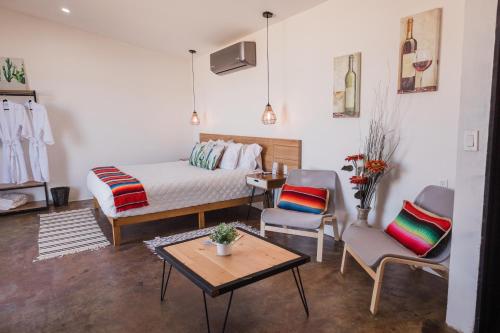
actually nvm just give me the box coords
[92,166,149,212]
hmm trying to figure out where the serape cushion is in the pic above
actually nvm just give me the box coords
[189,142,225,170]
[385,200,452,257]
[277,184,329,215]
[92,166,148,212]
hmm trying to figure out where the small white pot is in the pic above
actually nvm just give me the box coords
[216,243,232,256]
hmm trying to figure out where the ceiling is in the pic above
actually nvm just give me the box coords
[0,0,327,58]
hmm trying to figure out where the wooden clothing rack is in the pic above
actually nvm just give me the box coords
[0,89,50,216]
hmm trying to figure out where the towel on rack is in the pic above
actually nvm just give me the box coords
[92,166,149,212]
[25,101,54,182]
[0,100,33,184]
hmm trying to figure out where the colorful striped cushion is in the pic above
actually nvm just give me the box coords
[277,184,329,215]
[385,201,452,257]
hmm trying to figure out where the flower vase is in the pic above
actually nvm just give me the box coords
[356,206,371,227]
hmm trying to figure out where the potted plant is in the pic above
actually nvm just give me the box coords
[342,93,399,226]
[209,223,238,256]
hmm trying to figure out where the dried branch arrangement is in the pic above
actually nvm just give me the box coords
[342,86,400,209]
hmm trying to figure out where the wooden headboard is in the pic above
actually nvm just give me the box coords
[199,133,302,172]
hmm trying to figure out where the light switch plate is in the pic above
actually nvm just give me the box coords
[464,130,479,151]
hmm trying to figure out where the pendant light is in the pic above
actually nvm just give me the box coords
[261,11,277,125]
[189,49,200,125]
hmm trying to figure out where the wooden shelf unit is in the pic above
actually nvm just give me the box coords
[0,200,48,216]
[0,89,37,97]
[0,181,46,191]
[0,90,50,216]
[0,182,50,216]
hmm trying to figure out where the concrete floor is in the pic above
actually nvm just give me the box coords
[0,201,455,333]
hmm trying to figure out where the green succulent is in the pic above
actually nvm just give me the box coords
[2,58,14,82]
[209,223,238,245]
[13,64,25,84]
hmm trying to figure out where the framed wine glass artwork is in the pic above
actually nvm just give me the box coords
[414,49,433,89]
[333,52,361,118]
[398,8,442,94]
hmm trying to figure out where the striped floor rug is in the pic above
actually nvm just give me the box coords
[36,208,110,261]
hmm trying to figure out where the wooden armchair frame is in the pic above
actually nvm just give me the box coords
[340,244,448,314]
[261,214,340,262]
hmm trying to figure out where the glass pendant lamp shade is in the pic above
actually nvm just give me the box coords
[261,11,276,125]
[191,110,200,125]
[262,104,276,125]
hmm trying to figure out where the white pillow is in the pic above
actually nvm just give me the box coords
[256,154,263,170]
[209,139,232,147]
[237,143,263,170]
[219,143,243,170]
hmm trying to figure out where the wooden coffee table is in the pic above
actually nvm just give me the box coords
[156,227,310,333]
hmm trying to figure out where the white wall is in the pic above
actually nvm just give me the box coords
[446,0,498,332]
[194,0,465,231]
[0,9,193,201]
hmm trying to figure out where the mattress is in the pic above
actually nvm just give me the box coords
[87,161,257,218]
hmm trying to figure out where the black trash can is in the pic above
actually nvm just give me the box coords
[51,187,70,207]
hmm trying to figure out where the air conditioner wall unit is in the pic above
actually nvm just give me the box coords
[210,41,256,75]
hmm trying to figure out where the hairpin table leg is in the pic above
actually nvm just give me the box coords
[292,267,309,317]
[222,291,234,333]
[160,260,172,302]
[202,290,234,333]
[203,291,211,333]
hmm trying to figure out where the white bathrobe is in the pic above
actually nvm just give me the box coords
[25,102,54,182]
[0,101,33,184]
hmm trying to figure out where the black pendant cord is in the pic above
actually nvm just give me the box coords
[191,51,196,112]
[266,15,270,106]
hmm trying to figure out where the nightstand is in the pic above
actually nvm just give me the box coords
[246,173,287,219]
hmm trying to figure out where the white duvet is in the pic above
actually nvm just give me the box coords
[87,161,255,218]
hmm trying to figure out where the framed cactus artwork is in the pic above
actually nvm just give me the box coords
[0,57,28,90]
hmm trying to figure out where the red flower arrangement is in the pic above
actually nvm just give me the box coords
[366,160,387,173]
[340,86,400,218]
[345,154,364,162]
[342,117,398,209]
[350,176,368,184]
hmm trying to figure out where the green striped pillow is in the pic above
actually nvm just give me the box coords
[189,142,225,170]
[189,142,205,166]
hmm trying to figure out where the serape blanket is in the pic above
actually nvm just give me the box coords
[92,166,149,212]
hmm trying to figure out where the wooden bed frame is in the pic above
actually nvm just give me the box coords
[94,133,302,246]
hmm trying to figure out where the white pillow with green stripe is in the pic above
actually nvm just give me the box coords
[189,142,226,170]
[189,142,204,166]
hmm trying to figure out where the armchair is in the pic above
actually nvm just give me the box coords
[260,169,341,262]
[340,185,454,314]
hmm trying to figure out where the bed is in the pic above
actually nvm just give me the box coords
[89,133,302,246]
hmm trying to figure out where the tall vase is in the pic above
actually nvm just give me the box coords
[356,206,371,227]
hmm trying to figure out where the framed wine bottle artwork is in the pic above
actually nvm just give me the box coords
[333,52,361,118]
[398,8,442,94]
